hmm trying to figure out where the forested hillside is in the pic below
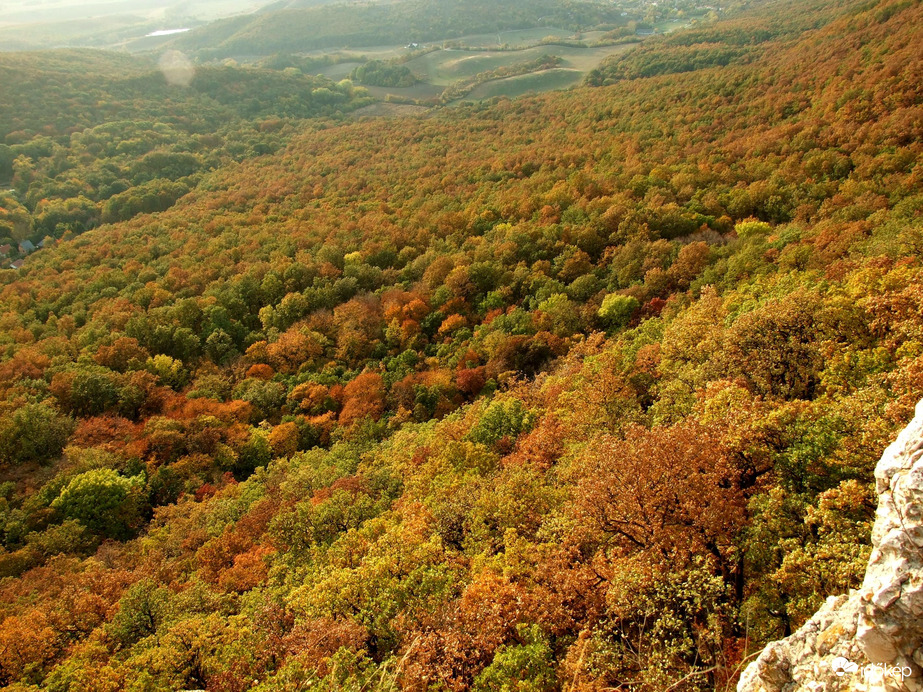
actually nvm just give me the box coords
[0,0,920,688]
[0,51,371,249]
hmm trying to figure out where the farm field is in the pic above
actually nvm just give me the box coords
[462,67,584,100]
[405,41,636,101]
[303,34,641,104]
[364,81,444,101]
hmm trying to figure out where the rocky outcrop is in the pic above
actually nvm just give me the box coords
[738,399,923,692]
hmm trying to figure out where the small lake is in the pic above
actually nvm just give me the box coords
[146,28,191,37]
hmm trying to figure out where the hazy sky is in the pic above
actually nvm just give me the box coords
[0,0,269,48]
[0,0,273,32]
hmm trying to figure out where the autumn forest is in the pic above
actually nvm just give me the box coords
[0,0,920,688]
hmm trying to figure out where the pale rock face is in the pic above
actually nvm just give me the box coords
[738,399,923,692]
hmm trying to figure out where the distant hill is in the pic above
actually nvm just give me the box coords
[165,0,632,58]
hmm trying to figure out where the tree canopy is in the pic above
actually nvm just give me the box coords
[0,0,919,688]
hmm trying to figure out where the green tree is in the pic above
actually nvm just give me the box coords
[0,144,13,182]
[0,403,75,466]
[145,354,190,390]
[467,398,536,448]
[107,579,172,648]
[233,379,287,423]
[536,293,581,337]
[51,469,146,540]
[473,624,556,692]
[598,294,640,329]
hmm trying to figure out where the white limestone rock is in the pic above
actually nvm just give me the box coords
[738,399,923,692]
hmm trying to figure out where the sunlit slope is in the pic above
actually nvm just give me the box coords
[12,0,918,294]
